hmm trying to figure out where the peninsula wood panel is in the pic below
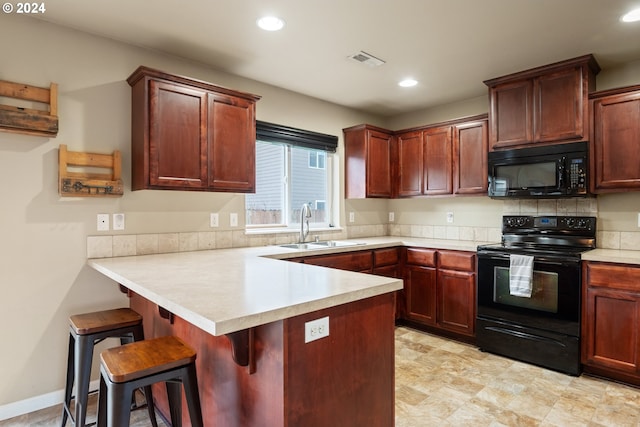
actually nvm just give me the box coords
[129,291,395,426]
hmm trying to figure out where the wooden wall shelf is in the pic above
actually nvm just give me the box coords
[58,144,123,197]
[0,80,58,137]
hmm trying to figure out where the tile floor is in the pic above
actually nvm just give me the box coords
[2,326,640,426]
[395,327,640,427]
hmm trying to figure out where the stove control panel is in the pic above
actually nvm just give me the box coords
[503,216,596,233]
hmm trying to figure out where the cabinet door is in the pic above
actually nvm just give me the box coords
[405,265,437,326]
[366,130,393,197]
[453,120,488,195]
[583,286,640,374]
[592,91,640,191]
[422,126,452,195]
[149,80,207,188]
[396,131,423,196]
[437,269,476,336]
[534,66,584,143]
[208,93,256,192]
[489,79,533,149]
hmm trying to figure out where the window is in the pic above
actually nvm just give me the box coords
[308,151,326,169]
[246,121,338,229]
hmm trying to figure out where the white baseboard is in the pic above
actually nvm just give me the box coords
[0,380,100,421]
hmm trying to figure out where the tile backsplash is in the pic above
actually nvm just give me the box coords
[87,225,388,258]
[87,196,640,257]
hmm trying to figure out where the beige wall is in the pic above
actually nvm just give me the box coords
[2,15,640,415]
[0,17,382,409]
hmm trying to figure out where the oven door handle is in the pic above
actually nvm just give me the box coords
[477,252,579,266]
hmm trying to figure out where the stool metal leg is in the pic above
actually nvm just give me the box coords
[60,333,75,427]
[142,386,159,427]
[74,334,94,427]
[183,365,204,427]
[166,381,183,427]
[97,373,107,427]
[108,381,133,427]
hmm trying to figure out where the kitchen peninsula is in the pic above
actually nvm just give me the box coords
[88,243,403,427]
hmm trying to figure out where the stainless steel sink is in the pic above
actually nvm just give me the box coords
[278,240,364,250]
[310,240,363,247]
[278,243,321,249]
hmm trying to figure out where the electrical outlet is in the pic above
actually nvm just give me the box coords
[389,212,395,222]
[637,213,640,227]
[230,213,238,227]
[210,213,219,227]
[97,214,110,231]
[446,212,454,224]
[305,316,330,343]
[112,213,125,230]
[349,212,355,223]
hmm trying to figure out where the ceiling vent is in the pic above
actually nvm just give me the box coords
[348,51,386,67]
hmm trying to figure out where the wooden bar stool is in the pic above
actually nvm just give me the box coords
[61,308,158,427]
[97,335,203,427]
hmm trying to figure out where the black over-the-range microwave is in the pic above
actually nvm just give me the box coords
[487,141,588,198]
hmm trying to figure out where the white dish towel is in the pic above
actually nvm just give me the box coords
[509,254,534,298]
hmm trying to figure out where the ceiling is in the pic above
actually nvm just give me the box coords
[33,0,640,117]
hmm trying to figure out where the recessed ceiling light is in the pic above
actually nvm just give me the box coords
[257,16,285,31]
[398,78,418,88]
[622,8,640,22]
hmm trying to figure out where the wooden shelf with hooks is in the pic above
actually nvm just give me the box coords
[0,80,58,137]
[58,144,123,197]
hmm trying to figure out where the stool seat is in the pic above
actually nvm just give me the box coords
[101,335,196,383]
[70,308,142,335]
[98,335,203,427]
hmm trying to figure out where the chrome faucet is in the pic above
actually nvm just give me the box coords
[299,203,312,243]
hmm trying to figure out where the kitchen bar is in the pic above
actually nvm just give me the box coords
[88,244,403,426]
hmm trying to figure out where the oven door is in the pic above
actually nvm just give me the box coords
[477,251,581,337]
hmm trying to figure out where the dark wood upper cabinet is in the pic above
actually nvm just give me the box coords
[207,93,256,192]
[485,54,599,150]
[147,80,208,189]
[487,79,533,147]
[128,66,261,192]
[453,119,488,195]
[590,85,640,193]
[343,124,393,198]
[396,130,423,197]
[423,126,453,195]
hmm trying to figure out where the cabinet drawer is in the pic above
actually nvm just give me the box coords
[406,248,436,267]
[304,250,373,272]
[374,248,399,267]
[585,262,640,292]
[438,251,475,272]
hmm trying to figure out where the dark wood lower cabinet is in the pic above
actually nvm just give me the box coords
[285,246,476,342]
[582,262,640,386]
[402,248,476,340]
[405,265,437,326]
[129,291,395,426]
[437,268,475,336]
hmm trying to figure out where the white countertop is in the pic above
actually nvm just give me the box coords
[87,237,490,337]
[582,248,640,265]
[88,234,640,337]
